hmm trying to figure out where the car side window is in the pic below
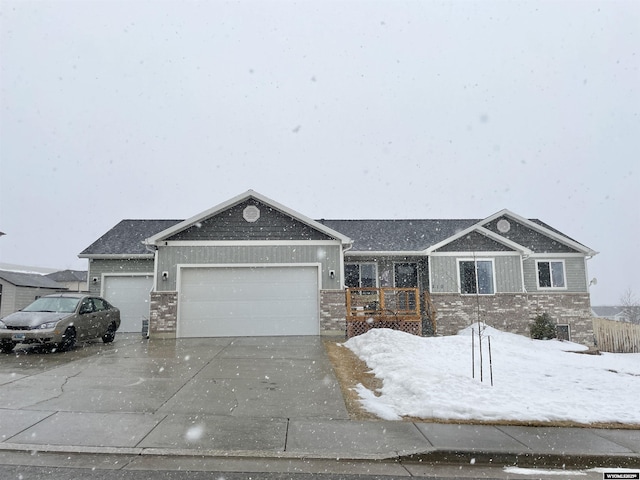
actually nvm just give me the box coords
[79,298,94,314]
[92,298,106,311]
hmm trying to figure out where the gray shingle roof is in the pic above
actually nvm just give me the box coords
[0,270,66,289]
[81,216,582,256]
[45,270,88,282]
[79,220,182,256]
[318,219,480,251]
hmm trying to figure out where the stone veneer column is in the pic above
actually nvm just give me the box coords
[320,289,347,336]
[149,291,178,339]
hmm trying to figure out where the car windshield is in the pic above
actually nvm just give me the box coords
[22,297,80,313]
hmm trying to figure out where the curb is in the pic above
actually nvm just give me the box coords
[1,443,639,469]
[398,450,640,469]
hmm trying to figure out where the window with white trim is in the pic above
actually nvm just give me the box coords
[536,260,566,289]
[345,263,377,288]
[458,259,495,295]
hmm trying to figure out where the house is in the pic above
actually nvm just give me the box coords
[79,190,598,344]
[0,270,67,318]
[593,306,640,324]
[45,270,88,292]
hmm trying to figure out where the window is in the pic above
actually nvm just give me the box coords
[459,259,495,295]
[556,324,570,341]
[93,298,107,311]
[394,263,418,288]
[537,260,566,289]
[345,263,377,288]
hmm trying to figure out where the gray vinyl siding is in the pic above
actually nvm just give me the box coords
[429,256,458,293]
[495,256,523,292]
[429,255,523,293]
[156,244,342,291]
[168,200,333,242]
[87,258,155,296]
[523,256,588,293]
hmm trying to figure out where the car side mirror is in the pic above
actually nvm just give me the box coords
[80,305,92,315]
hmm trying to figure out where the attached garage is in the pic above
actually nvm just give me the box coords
[103,274,154,332]
[177,265,320,337]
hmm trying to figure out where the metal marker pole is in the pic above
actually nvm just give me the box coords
[471,327,475,379]
[488,335,494,387]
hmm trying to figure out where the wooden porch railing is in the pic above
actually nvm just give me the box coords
[346,287,421,320]
[346,288,421,337]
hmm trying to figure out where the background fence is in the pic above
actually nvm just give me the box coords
[592,317,640,353]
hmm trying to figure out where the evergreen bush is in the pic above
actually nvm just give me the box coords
[529,312,557,340]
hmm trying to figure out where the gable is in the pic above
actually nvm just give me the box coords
[435,230,517,252]
[483,216,580,254]
[145,190,352,246]
[167,199,335,242]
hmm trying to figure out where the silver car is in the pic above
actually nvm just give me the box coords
[0,293,121,353]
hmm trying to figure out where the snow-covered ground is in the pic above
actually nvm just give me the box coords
[344,324,640,424]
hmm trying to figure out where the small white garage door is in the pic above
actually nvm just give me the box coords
[103,275,153,333]
[178,266,319,338]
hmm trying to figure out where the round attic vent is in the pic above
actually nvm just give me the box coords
[497,219,511,233]
[243,205,260,223]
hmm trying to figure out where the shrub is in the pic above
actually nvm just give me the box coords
[529,312,557,340]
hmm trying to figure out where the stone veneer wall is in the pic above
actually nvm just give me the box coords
[320,289,347,336]
[149,291,178,338]
[431,292,593,346]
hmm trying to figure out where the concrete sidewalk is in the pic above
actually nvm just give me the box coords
[0,334,638,472]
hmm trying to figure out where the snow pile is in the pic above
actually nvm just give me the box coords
[344,324,640,424]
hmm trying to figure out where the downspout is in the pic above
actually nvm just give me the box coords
[340,242,353,289]
[520,253,529,293]
[144,242,158,293]
[584,254,596,300]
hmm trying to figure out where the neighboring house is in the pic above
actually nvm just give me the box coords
[45,270,88,292]
[79,190,598,344]
[593,306,640,324]
[0,270,67,318]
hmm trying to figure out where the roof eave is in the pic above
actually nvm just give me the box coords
[345,250,428,257]
[78,254,154,260]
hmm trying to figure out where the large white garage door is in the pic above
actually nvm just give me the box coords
[103,275,153,333]
[178,266,319,338]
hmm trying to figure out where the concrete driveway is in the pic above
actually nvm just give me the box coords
[0,334,357,453]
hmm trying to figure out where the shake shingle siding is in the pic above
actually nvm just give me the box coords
[169,201,333,242]
[436,231,515,252]
[484,217,580,254]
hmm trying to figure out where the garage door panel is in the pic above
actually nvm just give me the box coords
[178,266,319,338]
[103,275,153,333]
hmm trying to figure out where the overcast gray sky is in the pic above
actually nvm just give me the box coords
[1,0,638,305]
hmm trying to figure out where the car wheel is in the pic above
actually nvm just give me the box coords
[59,327,77,352]
[102,322,117,343]
[0,341,16,354]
